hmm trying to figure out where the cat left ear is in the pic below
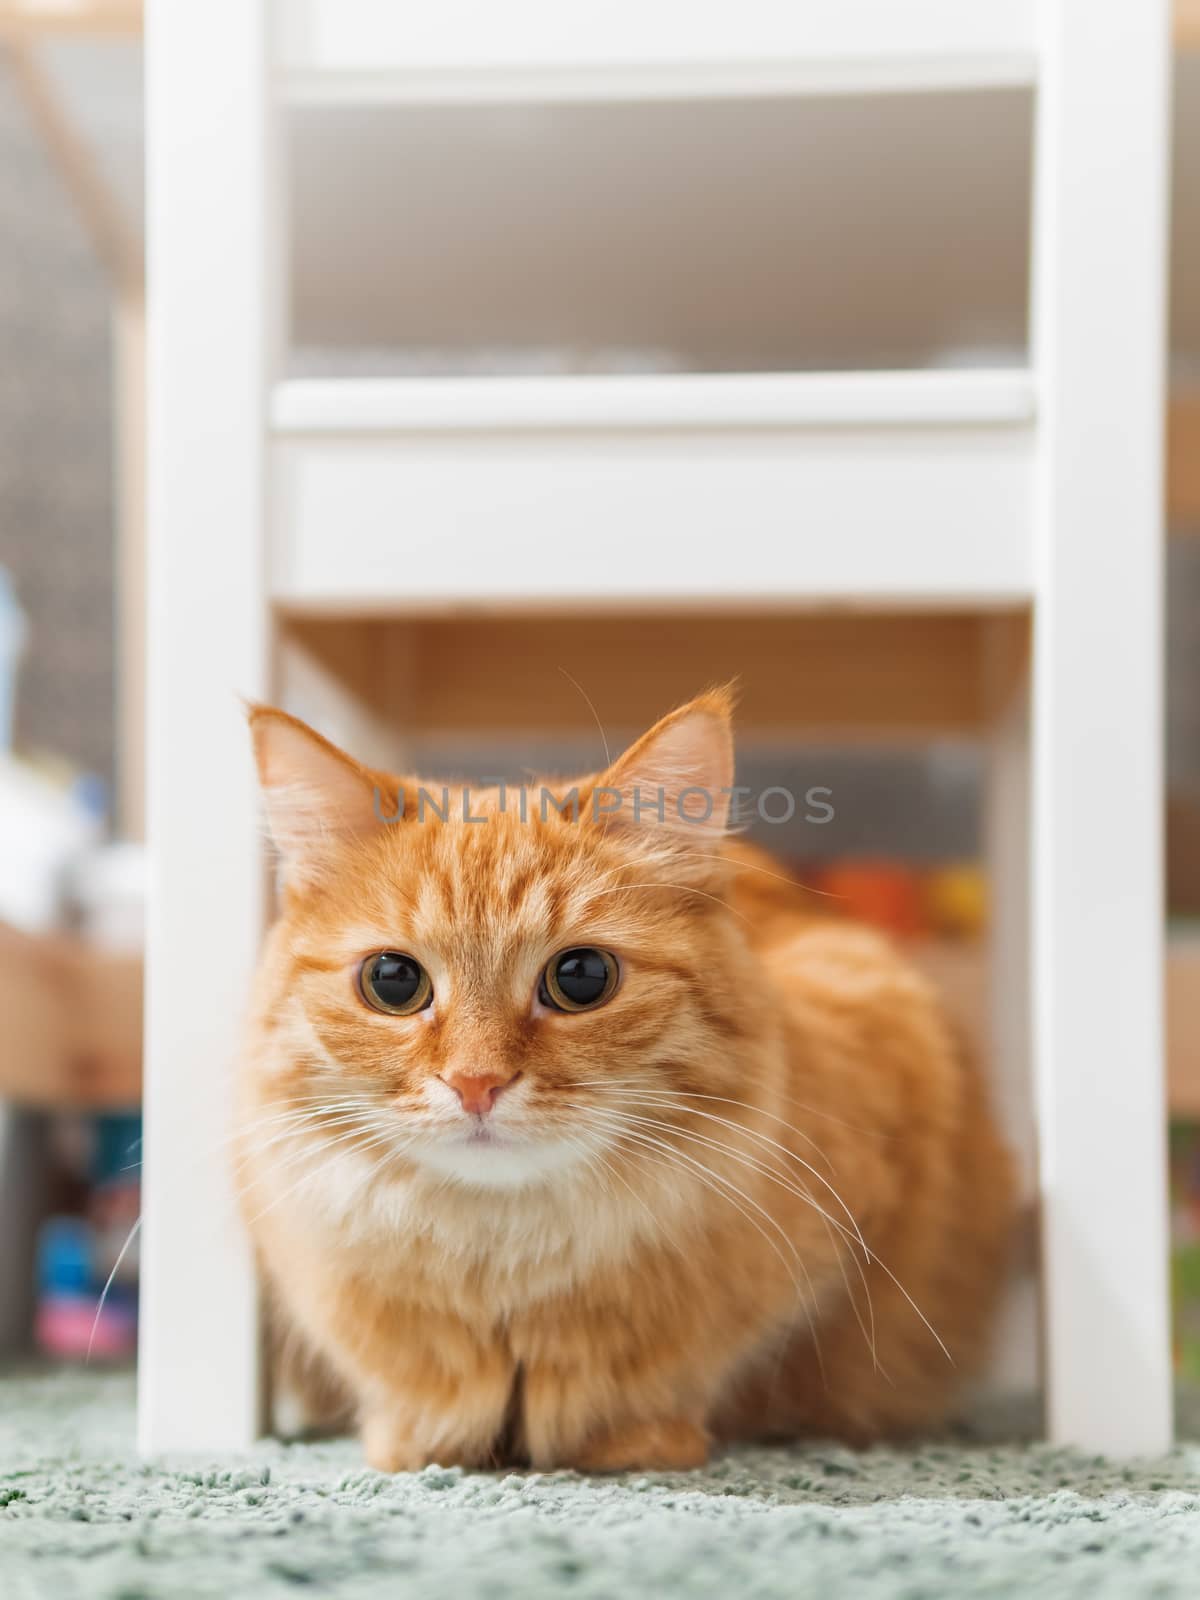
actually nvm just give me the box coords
[595,687,735,846]
[248,706,395,887]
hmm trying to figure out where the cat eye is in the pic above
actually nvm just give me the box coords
[539,948,620,1013]
[359,952,433,1016]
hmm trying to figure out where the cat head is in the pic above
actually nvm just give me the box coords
[248,690,756,1191]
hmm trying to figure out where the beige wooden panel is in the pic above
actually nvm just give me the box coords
[0,925,141,1109]
[0,2,142,36]
[283,609,1031,740]
[1169,390,1200,527]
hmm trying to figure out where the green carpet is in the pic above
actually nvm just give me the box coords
[3,1370,1200,1599]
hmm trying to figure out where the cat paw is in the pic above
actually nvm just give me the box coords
[569,1418,710,1473]
[360,1416,427,1473]
[361,1416,479,1474]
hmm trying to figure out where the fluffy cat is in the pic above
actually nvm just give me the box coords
[237,691,1015,1472]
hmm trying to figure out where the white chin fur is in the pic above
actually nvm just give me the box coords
[409,1132,586,1190]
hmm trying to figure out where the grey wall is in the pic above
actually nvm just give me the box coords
[0,58,114,798]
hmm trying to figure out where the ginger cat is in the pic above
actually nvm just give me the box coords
[238,691,1015,1472]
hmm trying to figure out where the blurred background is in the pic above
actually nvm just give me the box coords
[0,2,1197,1391]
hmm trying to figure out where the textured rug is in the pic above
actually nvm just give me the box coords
[3,1370,1200,1599]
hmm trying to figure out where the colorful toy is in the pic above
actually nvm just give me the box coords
[34,1112,140,1362]
[923,863,988,939]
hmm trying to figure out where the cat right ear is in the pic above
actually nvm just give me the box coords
[247,706,395,887]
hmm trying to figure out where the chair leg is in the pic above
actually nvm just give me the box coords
[138,0,270,1454]
[1029,602,1171,1455]
[983,620,1038,1398]
[1028,0,1172,1456]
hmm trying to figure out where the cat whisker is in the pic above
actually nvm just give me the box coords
[585,1085,837,1175]
[592,1093,888,1366]
[576,1102,880,1376]
[605,1097,948,1371]
[571,1074,897,1144]
[572,1133,693,1262]
[581,882,755,929]
[243,1123,414,1223]
[555,666,612,769]
[577,1100,877,1363]
[88,1105,400,1364]
[244,1120,412,1203]
[579,1110,812,1280]
[670,845,849,903]
[596,1095,951,1368]
[85,1217,141,1366]
[569,1073,889,1168]
[588,1092,864,1255]
[123,1101,378,1187]
[324,1137,417,1225]
[584,1117,827,1387]
[233,1118,389,1188]
[233,1107,387,1176]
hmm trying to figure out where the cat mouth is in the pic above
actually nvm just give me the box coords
[409,1122,586,1188]
[462,1122,505,1146]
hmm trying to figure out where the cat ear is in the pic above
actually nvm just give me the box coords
[595,687,735,846]
[248,706,396,886]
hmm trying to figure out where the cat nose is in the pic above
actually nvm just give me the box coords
[440,1069,518,1117]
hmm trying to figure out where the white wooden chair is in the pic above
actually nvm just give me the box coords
[142,0,1172,1456]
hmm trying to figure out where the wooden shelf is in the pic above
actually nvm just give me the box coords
[0,925,141,1110]
[910,933,1200,1120]
[0,1,141,36]
[1168,934,1200,1118]
[1169,389,1200,528]
[281,608,1029,742]
[1178,0,1200,54]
